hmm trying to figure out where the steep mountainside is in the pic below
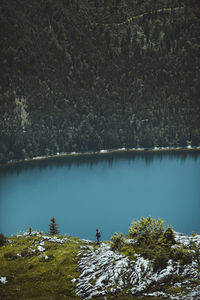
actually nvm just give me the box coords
[0,0,200,162]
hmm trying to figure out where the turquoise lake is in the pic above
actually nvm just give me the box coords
[0,150,200,240]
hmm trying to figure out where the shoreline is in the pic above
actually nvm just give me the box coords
[1,145,200,168]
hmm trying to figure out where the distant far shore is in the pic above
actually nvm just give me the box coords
[0,145,200,168]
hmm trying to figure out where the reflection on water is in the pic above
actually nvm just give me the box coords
[0,149,199,176]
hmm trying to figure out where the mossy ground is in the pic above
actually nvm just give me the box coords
[0,235,81,299]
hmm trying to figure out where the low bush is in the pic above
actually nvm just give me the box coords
[111,232,125,251]
[153,247,169,271]
[171,247,193,265]
[121,245,135,259]
[140,245,170,271]
[141,248,154,260]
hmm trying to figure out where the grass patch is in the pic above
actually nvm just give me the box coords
[0,235,81,299]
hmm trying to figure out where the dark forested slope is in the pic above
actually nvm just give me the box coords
[0,0,200,162]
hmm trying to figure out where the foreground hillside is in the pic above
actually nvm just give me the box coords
[0,0,200,163]
[0,220,200,299]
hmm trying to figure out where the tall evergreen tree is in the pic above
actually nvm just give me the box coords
[49,217,59,235]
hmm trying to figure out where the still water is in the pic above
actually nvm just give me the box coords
[0,151,199,240]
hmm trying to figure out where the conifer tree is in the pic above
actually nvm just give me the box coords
[28,226,33,235]
[49,217,59,235]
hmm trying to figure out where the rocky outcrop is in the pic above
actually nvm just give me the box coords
[72,233,200,299]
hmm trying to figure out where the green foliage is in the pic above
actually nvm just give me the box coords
[127,217,179,270]
[166,278,200,296]
[0,233,6,246]
[121,245,136,259]
[28,226,33,235]
[127,217,193,268]
[141,247,155,260]
[140,244,170,271]
[192,232,198,237]
[192,245,200,265]
[158,225,176,247]
[166,286,183,295]
[111,232,125,251]
[129,216,165,245]
[171,246,193,265]
[152,247,169,271]
[49,217,59,235]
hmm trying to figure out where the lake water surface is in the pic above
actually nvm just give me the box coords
[0,151,200,240]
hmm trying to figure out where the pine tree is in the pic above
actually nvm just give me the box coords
[49,217,59,235]
[28,226,33,235]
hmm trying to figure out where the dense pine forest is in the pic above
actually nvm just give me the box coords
[0,0,200,163]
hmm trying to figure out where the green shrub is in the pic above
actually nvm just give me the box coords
[0,233,6,246]
[172,247,193,265]
[111,232,125,251]
[140,244,170,271]
[160,226,176,247]
[192,232,197,237]
[166,286,183,295]
[153,247,169,271]
[129,216,165,245]
[141,248,154,260]
[121,245,135,259]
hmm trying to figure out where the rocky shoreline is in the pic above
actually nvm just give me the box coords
[1,145,200,168]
